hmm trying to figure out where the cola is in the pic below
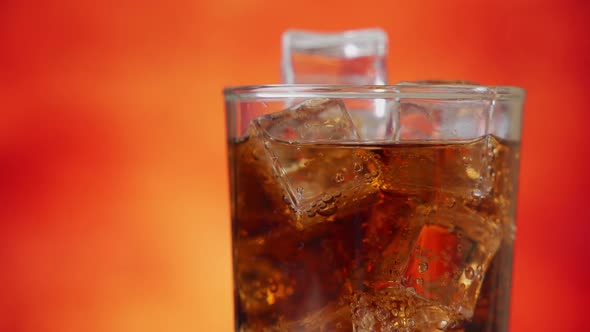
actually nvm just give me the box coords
[229,118,519,331]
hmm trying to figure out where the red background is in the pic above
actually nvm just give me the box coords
[1,1,589,331]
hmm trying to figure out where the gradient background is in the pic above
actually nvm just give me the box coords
[1,0,589,331]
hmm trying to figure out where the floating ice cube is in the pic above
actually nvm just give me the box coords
[251,98,381,227]
[255,98,360,142]
[378,129,496,200]
[282,29,388,85]
[392,98,490,142]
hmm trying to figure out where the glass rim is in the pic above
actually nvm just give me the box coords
[224,84,525,101]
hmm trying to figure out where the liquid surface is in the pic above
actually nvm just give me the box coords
[229,134,519,332]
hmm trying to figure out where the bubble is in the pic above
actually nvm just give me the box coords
[354,162,363,173]
[464,266,475,280]
[418,262,429,273]
[296,187,304,200]
[322,194,334,203]
[457,244,463,254]
[472,189,483,198]
[317,204,337,217]
[416,277,424,285]
[334,172,345,183]
[446,198,456,208]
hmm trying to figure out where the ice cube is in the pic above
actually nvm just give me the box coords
[354,193,503,325]
[351,288,459,332]
[230,134,295,237]
[356,192,425,289]
[353,192,505,331]
[236,255,296,319]
[386,85,496,197]
[255,98,360,142]
[378,133,495,200]
[347,98,398,141]
[235,215,358,331]
[251,98,381,228]
[282,29,388,85]
[239,302,351,332]
[394,202,501,320]
[277,302,351,331]
[392,98,490,142]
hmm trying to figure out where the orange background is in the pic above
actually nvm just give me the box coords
[1,0,589,331]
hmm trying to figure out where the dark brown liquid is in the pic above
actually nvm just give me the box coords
[229,134,519,332]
